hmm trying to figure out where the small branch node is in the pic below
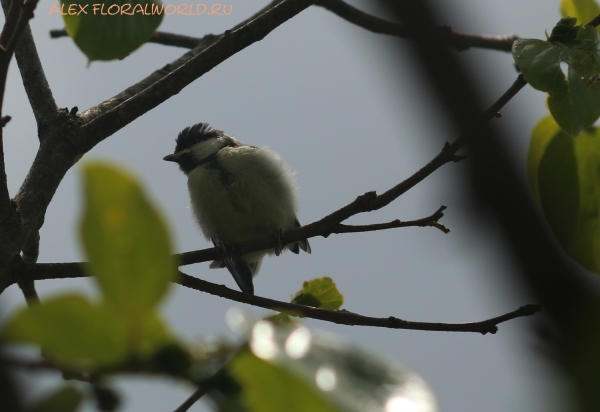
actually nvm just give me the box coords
[450,153,467,163]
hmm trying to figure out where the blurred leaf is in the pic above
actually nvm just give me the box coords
[151,343,192,376]
[81,162,176,318]
[61,0,163,62]
[513,19,600,136]
[292,278,344,310]
[528,115,600,273]
[136,312,173,357]
[227,349,341,412]
[2,295,128,367]
[94,387,121,412]
[561,0,600,33]
[26,387,83,412]
[218,322,438,412]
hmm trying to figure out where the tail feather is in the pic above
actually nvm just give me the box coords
[224,258,255,295]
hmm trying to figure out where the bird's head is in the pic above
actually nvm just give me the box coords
[163,123,235,174]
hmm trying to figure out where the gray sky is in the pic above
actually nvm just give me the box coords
[0,0,583,411]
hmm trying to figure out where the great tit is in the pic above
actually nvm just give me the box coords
[164,123,311,295]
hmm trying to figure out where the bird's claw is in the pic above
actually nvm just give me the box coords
[214,240,235,265]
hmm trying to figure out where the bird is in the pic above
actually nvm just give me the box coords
[164,123,311,295]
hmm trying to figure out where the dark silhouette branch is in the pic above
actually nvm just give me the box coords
[333,205,450,234]
[4,261,542,334]
[586,13,600,27]
[316,0,519,52]
[2,0,58,132]
[50,28,216,50]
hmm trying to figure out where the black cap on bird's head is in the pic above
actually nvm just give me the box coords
[174,123,225,153]
[163,123,226,174]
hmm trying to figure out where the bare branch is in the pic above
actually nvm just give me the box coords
[77,0,317,153]
[316,0,519,52]
[173,386,210,412]
[4,261,542,334]
[332,205,450,234]
[3,13,58,131]
[51,28,213,50]
[17,230,39,305]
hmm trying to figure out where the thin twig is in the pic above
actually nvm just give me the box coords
[585,13,600,27]
[3,261,542,334]
[316,0,519,52]
[173,385,210,412]
[177,272,541,334]
[50,28,214,50]
[333,205,450,234]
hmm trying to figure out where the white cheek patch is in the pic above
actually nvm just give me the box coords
[190,138,226,161]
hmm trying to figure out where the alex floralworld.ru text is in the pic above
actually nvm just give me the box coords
[48,3,232,16]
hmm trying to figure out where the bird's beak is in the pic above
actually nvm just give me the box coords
[163,148,192,163]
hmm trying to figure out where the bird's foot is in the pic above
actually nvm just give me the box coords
[213,240,235,265]
[274,228,285,256]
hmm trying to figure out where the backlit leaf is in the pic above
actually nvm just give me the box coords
[561,0,600,33]
[528,115,600,273]
[80,162,176,318]
[26,387,83,412]
[292,278,344,310]
[2,295,128,367]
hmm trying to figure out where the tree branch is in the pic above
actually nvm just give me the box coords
[316,0,519,52]
[1,0,58,132]
[586,13,600,27]
[332,205,450,234]
[50,28,214,50]
[76,0,317,152]
[4,261,542,334]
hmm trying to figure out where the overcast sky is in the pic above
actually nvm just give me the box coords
[0,1,588,411]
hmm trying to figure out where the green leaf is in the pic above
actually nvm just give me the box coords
[291,278,344,310]
[528,115,600,273]
[561,0,600,31]
[80,162,176,318]
[26,387,83,412]
[60,0,163,62]
[513,19,600,136]
[2,295,128,367]
[547,67,600,136]
[227,349,342,412]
